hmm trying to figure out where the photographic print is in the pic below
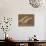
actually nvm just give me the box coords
[18,14,34,26]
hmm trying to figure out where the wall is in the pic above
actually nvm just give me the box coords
[0,0,46,40]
